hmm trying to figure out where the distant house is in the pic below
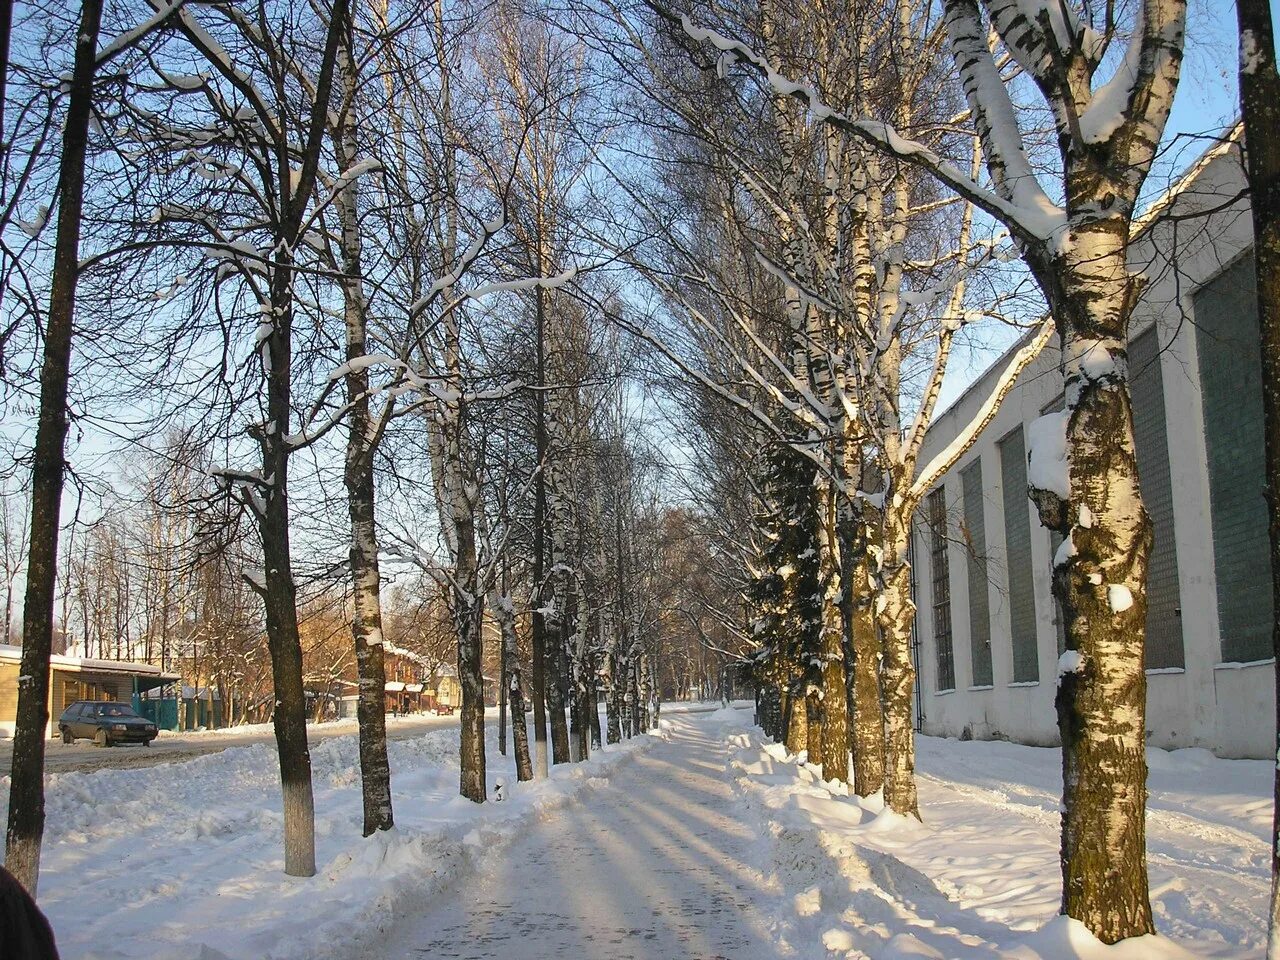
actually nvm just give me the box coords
[337,643,432,718]
[910,132,1272,759]
[423,665,498,710]
[0,644,180,738]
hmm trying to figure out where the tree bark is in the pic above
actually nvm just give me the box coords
[818,482,849,784]
[848,550,884,798]
[1234,3,1280,953]
[3,0,103,894]
[878,519,919,819]
[531,280,551,779]
[1033,237,1154,941]
[498,632,508,757]
[492,588,533,782]
[785,675,808,756]
[335,26,393,838]
[454,511,486,803]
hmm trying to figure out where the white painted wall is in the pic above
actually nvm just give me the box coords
[912,141,1274,760]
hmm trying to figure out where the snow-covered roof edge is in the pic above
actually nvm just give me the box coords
[0,644,181,680]
[923,123,1243,438]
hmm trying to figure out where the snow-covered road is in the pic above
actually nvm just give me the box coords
[369,708,1269,960]
[369,715,787,960]
[4,705,1267,959]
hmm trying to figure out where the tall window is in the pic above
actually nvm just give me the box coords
[928,488,955,691]
[1195,255,1271,663]
[1130,326,1184,668]
[1000,425,1040,682]
[961,460,993,686]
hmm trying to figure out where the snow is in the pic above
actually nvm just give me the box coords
[1059,649,1084,675]
[10,710,1268,959]
[1027,410,1070,499]
[7,714,658,960]
[18,204,49,238]
[715,713,1270,959]
[1108,584,1135,613]
[1079,38,1143,144]
[1241,29,1264,75]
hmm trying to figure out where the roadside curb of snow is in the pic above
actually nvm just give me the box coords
[717,718,1207,960]
[273,730,662,960]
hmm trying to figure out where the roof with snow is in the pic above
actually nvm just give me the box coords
[0,644,181,691]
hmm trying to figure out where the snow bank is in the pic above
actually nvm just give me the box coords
[712,716,1268,959]
[1,724,658,960]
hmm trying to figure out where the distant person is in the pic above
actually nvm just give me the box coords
[0,865,61,959]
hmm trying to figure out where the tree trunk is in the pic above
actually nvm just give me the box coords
[785,676,808,756]
[492,589,533,782]
[498,633,508,757]
[454,510,486,803]
[818,484,849,784]
[569,588,590,762]
[606,649,622,744]
[805,690,822,762]
[1234,3,1280,952]
[588,660,602,749]
[849,550,885,798]
[878,518,919,819]
[1033,236,1154,942]
[335,31,393,837]
[3,0,102,895]
[531,281,550,779]
[260,464,316,876]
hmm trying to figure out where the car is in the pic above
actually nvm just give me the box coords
[58,701,158,747]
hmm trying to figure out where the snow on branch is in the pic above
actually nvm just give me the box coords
[463,266,578,299]
[657,4,1063,244]
[97,0,191,65]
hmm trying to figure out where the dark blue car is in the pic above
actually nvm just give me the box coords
[58,701,158,747]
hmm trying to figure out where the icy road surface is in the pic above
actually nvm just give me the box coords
[369,717,787,960]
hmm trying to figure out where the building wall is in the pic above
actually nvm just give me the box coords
[913,143,1274,759]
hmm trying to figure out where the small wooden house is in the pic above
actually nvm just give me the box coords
[0,644,181,739]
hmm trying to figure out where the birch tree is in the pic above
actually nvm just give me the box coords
[671,0,1187,937]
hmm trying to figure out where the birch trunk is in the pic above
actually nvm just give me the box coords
[1234,2,1280,951]
[606,646,622,744]
[848,550,885,797]
[819,481,849,784]
[785,676,808,756]
[878,518,918,819]
[453,507,486,803]
[3,0,102,893]
[335,33,392,837]
[492,588,533,782]
[1027,232,1154,939]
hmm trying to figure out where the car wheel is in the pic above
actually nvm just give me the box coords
[61,727,72,745]
[94,729,109,748]
[144,738,153,748]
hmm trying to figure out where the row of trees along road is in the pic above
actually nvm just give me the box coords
[3,0,1280,953]
[0,0,679,892]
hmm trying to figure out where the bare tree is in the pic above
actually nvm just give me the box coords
[5,0,104,894]
[1233,1,1280,953]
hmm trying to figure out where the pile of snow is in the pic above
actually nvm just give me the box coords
[713,715,1269,959]
[0,723,658,960]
